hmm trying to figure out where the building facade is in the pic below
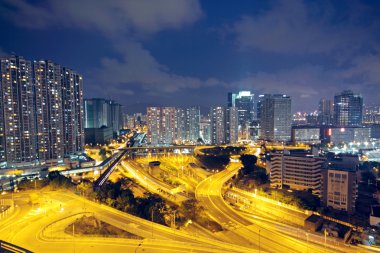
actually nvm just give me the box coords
[84,98,123,136]
[322,167,357,213]
[328,127,371,144]
[61,67,85,155]
[267,150,325,195]
[175,107,200,144]
[318,99,334,126]
[0,55,84,167]
[334,90,363,127]
[210,107,225,145]
[228,91,255,139]
[259,94,292,142]
[33,60,64,163]
[0,56,37,166]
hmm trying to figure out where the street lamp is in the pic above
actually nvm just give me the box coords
[258,229,261,253]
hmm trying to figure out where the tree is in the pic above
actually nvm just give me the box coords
[99,148,107,160]
[240,155,257,174]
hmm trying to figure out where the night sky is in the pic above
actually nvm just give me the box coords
[1,0,380,113]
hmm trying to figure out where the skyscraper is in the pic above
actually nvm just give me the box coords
[146,107,176,145]
[260,94,292,142]
[0,56,37,166]
[161,107,176,144]
[84,98,110,128]
[147,107,161,145]
[225,107,239,144]
[0,55,84,167]
[228,91,255,138]
[318,98,333,126]
[33,60,64,162]
[210,107,225,145]
[61,68,85,155]
[84,98,123,136]
[210,106,238,145]
[334,90,363,127]
[175,106,200,144]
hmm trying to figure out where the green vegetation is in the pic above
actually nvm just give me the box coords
[258,187,320,211]
[233,155,269,189]
[93,179,170,226]
[99,148,107,160]
[178,199,223,232]
[65,215,142,238]
[195,146,246,170]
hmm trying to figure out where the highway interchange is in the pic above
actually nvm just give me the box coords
[0,146,377,252]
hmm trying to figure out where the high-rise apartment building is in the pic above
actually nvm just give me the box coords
[61,67,84,155]
[318,99,334,126]
[146,107,176,145]
[259,94,292,142]
[200,116,211,144]
[225,107,239,144]
[334,90,363,127]
[210,106,238,145]
[33,60,64,163]
[210,107,225,145]
[176,106,200,143]
[161,107,176,144]
[0,56,37,166]
[0,55,84,167]
[147,107,161,145]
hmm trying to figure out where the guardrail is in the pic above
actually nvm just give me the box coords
[0,240,32,253]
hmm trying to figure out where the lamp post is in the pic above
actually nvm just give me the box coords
[258,229,261,253]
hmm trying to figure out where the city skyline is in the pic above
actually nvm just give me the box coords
[0,1,380,113]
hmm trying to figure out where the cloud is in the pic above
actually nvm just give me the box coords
[228,0,373,55]
[0,0,203,36]
[89,40,220,96]
[0,48,8,57]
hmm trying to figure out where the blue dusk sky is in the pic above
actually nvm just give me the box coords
[0,0,380,113]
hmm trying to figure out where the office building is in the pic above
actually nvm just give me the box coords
[228,91,255,138]
[363,105,380,124]
[84,98,123,137]
[109,101,123,136]
[321,154,358,213]
[267,149,325,195]
[259,94,292,142]
[334,90,363,127]
[84,126,113,145]
[328,127,371,144]
[291,127,321,144]
[322,167,357,213]
[84,98,109,128]
[318,99,334,126]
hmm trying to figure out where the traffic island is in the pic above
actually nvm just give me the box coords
[65,215,143,239]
